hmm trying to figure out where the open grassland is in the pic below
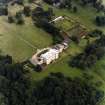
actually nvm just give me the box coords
[0,16,53,61]
[103,0,105,5]
[54,18,75,31]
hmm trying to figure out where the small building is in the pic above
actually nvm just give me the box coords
[50,16,64,23]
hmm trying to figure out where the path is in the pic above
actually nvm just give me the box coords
[16,34,38,49]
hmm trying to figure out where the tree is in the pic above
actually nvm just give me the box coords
[47,7,54,20]
[3,7,8,15]
[8,16,14,23]
[88,29,103,37]
[0,92,7,105]
[73,6,78,13]
[70,32,105,69]
[0,54,104,105]
[32,73,104,105]
[16,0,24,5]
[23,6,31,17]
[15,12,24,24]
[28,0,34,3]
[43,0,54,5]
[32,7,54,22]
[95,16,105,26]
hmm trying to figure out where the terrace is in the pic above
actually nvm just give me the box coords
[51,16,88,40]
[51,16,74,31]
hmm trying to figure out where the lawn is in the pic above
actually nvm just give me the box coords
[103,0,105,5]
[0,16,53,61]
[54,17,74,31]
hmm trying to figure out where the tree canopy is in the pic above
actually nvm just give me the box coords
[0,55,104,105]
[70,33,105,69]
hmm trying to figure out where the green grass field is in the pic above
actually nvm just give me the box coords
[0,2,105,105]
[0,16,53,61]
[103,0,105,5]
[54,18,74,31]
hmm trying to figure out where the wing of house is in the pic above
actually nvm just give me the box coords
[40,49,59,64]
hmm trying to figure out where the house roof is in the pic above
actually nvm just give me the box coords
[41,48,59,60]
